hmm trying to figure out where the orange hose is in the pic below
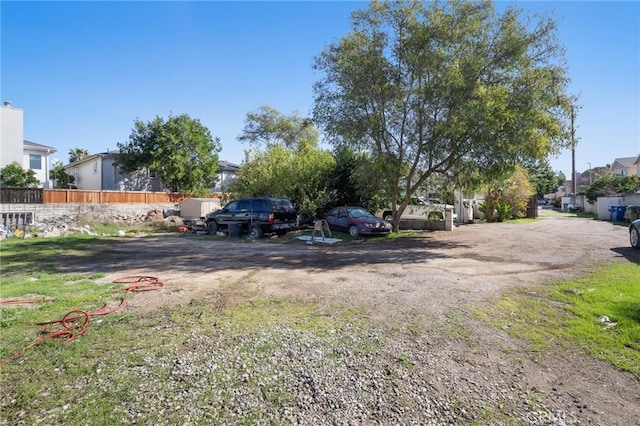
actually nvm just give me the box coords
[0,298,56,306]
[0,276,163,366]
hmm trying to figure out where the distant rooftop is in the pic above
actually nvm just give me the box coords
[24,140,56,152]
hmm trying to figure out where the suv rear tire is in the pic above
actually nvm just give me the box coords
[249,225,263,239]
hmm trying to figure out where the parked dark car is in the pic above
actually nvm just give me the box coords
[630,218,640,249]
[325,206,392,237]
[204,197,298,239]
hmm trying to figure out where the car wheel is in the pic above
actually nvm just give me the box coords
[631,225,640,249]
[349,225,359,237]
[249,225,263,239]
[206,221,219,235]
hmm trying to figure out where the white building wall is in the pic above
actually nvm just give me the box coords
[596,196,623,220]
[0,103,24,167]
[22,148,48,187]
[69,158,103,190]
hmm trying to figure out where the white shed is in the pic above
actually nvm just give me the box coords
[180,198,222,219]
[596,196,623,221]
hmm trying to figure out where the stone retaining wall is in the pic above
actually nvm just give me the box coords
[0,203,178,225]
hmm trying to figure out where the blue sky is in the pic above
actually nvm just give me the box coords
[2,1,638,178]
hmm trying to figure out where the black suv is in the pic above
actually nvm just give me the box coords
[204,197,298,239]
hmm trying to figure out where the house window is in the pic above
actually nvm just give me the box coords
[29,154,42,170]
[93,161,98,173]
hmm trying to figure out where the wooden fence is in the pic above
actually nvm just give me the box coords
[1,187,220,204]
[1,187,43,204]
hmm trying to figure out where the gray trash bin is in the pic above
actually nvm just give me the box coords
[228,222,242,238]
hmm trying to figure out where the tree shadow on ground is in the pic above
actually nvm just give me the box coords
[1,233,470,276]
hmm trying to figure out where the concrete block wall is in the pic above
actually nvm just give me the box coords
[0,203,177,224]
[623,193,640,206]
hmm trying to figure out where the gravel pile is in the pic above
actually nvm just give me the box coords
[20,320,574,425]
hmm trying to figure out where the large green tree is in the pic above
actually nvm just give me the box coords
[237,105,318,151]
[524,158,561,198]
[313,0,574,231]
[231,107,335,218]
[116,114,221,196]
[330,146,389,213]
[0,162,40,187]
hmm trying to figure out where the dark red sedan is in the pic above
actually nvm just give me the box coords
[325,206,392,237]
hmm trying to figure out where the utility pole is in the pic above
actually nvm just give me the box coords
[571,105,576,196]
[587,162,592,185]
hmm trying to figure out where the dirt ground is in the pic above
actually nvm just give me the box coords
[59,210,640,424]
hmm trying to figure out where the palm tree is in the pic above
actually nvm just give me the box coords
[68,148,90,163]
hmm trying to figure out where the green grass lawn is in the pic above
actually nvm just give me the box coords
[476,262,640,375]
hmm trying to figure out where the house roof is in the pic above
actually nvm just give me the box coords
[24,140,57,153]
[609,157,638,172]
[611,157,637,168]
[218,160,240,171]
[64,152,115,168]
[64,152,240,171]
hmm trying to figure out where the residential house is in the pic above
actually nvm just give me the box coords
[65,152,238,193]
[0,101,57,188]
[64,151,163,191]
[609,156,638,176]
[215,160,239,192]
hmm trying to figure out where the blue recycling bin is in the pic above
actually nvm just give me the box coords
[609,205,627,222]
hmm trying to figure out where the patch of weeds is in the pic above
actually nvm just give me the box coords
[396,354,414,369]
[506,218,537,224]
[475,263,640,375]
[80,221,127,235]
[431,312,475,344]
[226,298,364,336]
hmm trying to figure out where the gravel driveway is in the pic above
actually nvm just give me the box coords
[52,210,639,424]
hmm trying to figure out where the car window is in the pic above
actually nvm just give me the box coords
[348,208,371,218]
[224,201,238,212]
[254,199,270,211]
[237,199,251,211]
[330,208,345,217]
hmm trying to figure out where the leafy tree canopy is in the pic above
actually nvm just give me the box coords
[231,145,335,219]
[232,107,334,218]
[329,146,389,213]
[313,0,574,230]
[237,105,319,151]
[68,148,90,163]
[523,158,561,198]
[585,175,640,203]
[482,165,534,222]
[116,114,222,196]
[49,163,75,188]
[0,162,40,188]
